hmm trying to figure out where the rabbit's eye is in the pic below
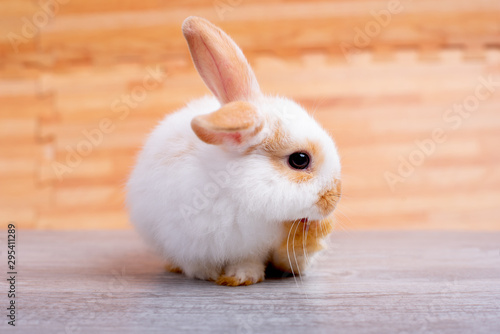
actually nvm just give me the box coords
[288,152,310,170]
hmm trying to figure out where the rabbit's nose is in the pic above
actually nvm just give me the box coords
[316,179,342,216]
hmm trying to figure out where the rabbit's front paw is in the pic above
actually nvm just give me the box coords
[216,260,265,286]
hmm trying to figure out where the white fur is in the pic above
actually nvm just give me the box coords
[126,95,341,280]
[127,16,341,282]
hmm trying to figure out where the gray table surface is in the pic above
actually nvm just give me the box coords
[0,230,499,334]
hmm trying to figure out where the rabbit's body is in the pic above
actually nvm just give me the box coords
[127,17,341,286]
[128,98,283,280]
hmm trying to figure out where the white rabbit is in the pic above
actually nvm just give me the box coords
[126,16,341,286]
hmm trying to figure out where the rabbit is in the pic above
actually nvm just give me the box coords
[126,16,341,286]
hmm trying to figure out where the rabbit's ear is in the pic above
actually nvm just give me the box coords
[182,16,261,104]
[191,101,263,147]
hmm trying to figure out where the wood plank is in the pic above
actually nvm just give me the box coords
[36,210,129,229]
[35,3,500,63]
[0,0,40,54]
[53,185,124,209]
[0,230,498,333]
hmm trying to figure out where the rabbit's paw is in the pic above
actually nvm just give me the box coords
[164,262,183,274]
[216,260,265,286]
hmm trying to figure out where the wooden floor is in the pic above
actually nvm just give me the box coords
[1,230,499,333]
[1,0,500,231]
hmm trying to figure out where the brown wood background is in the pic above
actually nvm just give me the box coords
[1,0,499,230]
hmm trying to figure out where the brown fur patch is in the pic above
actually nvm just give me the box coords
[316,179,342,216]
[260,124,324,183]
[244,143,259,155]
[262,124,290,154]
[215,275,262,286]
[191,101,261,145]
[164,263,183,274]
[271,217,334,273]
[199,101,257,131]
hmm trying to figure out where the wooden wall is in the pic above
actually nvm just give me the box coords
[1,0,499,230]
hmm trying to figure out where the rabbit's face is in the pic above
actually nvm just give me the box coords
[234,96,342,223]
[183,16,341,223]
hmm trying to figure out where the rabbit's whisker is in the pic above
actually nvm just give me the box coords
[286,219,299,287]
[303,220,310,265]
[292,219,304,286]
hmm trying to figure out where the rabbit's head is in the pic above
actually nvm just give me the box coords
[183,16,341,223]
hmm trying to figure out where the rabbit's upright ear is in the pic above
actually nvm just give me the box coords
[191,101,263,147]
[182,16,261,104]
